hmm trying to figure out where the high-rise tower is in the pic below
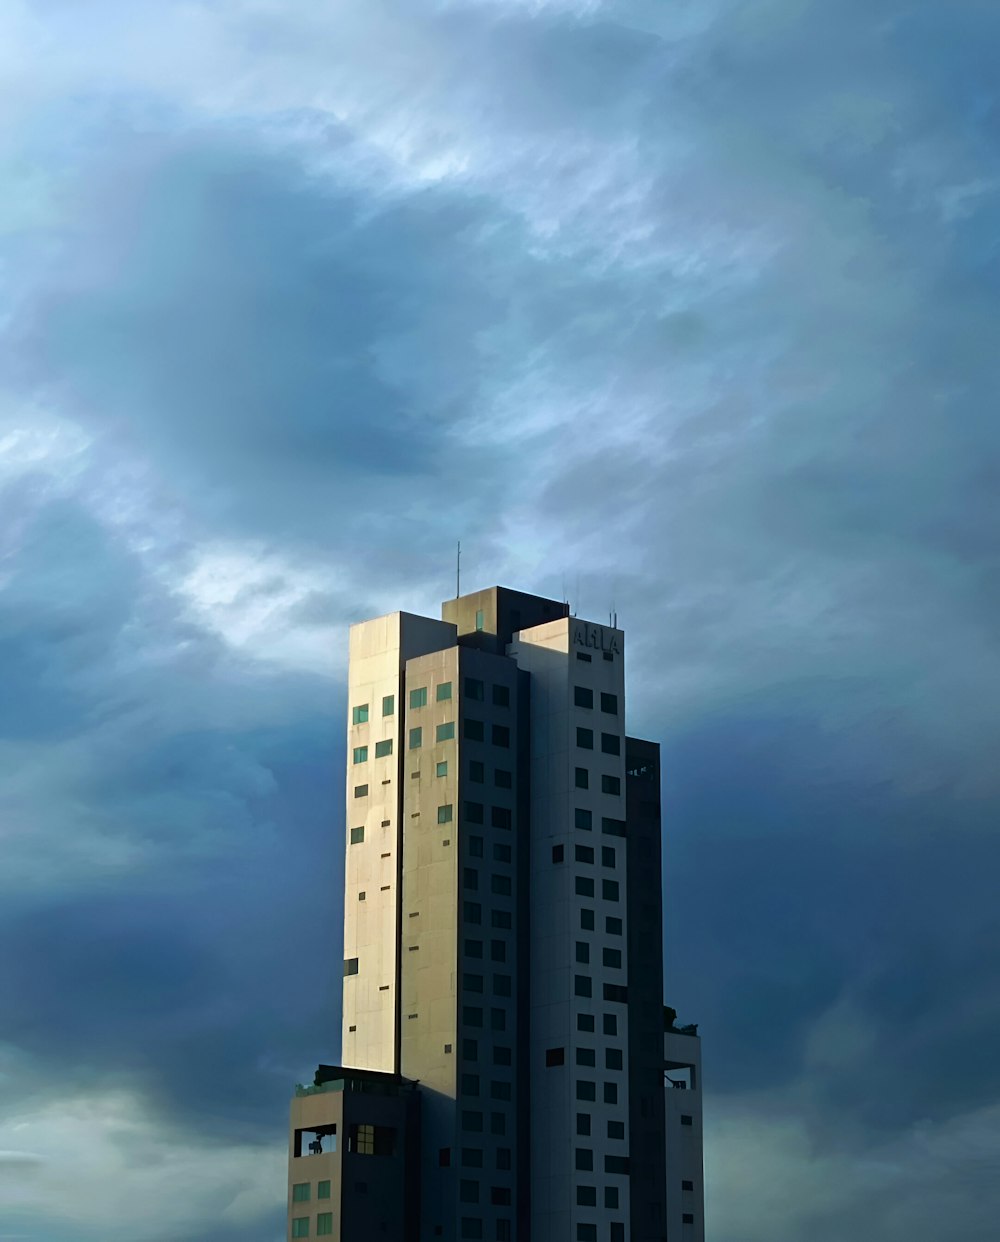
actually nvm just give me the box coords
[287,587,704,1242]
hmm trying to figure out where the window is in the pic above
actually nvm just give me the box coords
[552,844,564,864]
[602,847,617,869]
[317,1213,333,1236]
[469,836,484,859]
[603,1013,618,1036]
[575,1148,594,1171]
[435,760,448,778]
[354,784,368,798]
[490,1081,511,1101]
[602,817,626,837]
[575,767,589,789]
[438,804,454,824]
[493,1044,511,1065]
[601,692,618,714]
[475,609,485,631]
[682,1180,695,1191]
[605,1187,619,1210]
[576,1047,596,1067]
[493,974,511,997]
[463,971,483,992]
[683,1214,695,1225]
[605,1155,629,1175]
[577,1013,595,1032]
[353,746,368,764]
[462,1111,483,1132]
[491,874,511,896]
[576,1112,591,1135]
[464,901,482,924]
[606,1048,623,1070]
[577,1186,597,1207]
[574,685,594,708]
[681,1114,693,1126]
[576,876,595,898]
[437,681,453,702]
[409,728,422,750]
[317,1181,331,1200]
[580,908,595,930]
[577,1080,596,1101]
[490,938,507,962]
[460,1174,479,1199]
[410,687,427,709]
[497,1220,511,1241]
[464,801,484,823]
[349,1123,396,1156]
[602,775,621,796]
[496,1148,512,1173]
[575,844,594,864]
[602,879,620,902]
[604,983,628,1003]
[490,1111,506,1135]
[382,695,394,716]
[601,732,620,755]
[603,948,623,969]
[545,1047,565,1067]
[490,1007,506,1032]
[576,651,592,663]
[491,807,512,830]
[610,1226,625,1242]
[607,1119,625,1140]
[577,727,594,749]
[576,941,590,964]
[343,957,358,976]
[492,684,510,707]
[606,916,622,935]
[292,1183,310,1202]
[577,1226,597,1242]
[491,1187,511,1207]
[463,1038,479,1059]
[575,808,593,830]
[494,768,512,789]
[292,1220,309,1239]
[465,677,485,701]
[469,759,485,783]
[350,826,364,844]
[465,938,483,959]
[439,1148,452,1168]
[462,1147,483,1167]
[492,724,510,748]
[491,910,512,929]
[493,843,511,864]
[461,1072,480,1095]
[575,974,593,998]
[375,739,393,758]
[463,1006,483,1028]
[352,704,369,725]
[437,722,455,742]
[465,719,485,742]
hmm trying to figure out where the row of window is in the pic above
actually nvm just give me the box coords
[574,1184,624,1208]
[463,870,513,897]
[561,843,618,868]
[459,1074,513,1101]
[458,1219,511,1241]
[575,944,624,970]
[461,1037,512,1064]
[557,872,621,902]
[575,769,621,795]
[459,1180,512,1205]
[351,681,613,726]
[463,905,513,928]
[545,1045,624,1070]
[576,810,627,836]
[461,971,512,996]
[291,1181,331,1202]
[577,1112,625,1139]
[439,1145,512,1169]
[577,728,621,755]
[352,738,394,763]
[351,697,394,724]
[291,1217,332,1238]
[577,1222,626,1242]
[574,686,618,714]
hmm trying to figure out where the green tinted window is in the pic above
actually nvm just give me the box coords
[317,1213,334,1236]
[352,746,368,764]
[438,804,454,824]
[437,761,448,778]
[317,1180,331,1199]
[292,1183,310,1202]
[410,687,428,709]
[352,704,369,725]
[292,1220,310,1239]
[436,682,453,701]
[375,739,393,757]
[382,695,395,716]
[409,728,422,750]
[350,826,364,844]
[437,722,455,742]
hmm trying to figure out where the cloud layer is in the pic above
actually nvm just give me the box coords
[2,1,998,1238]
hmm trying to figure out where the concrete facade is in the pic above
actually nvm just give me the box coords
[288,587,705,1242]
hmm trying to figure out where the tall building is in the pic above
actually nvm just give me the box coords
[287,587,704,1242]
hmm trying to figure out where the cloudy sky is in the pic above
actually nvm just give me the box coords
[2,1,999,1239]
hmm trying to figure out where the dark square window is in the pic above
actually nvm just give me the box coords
[605,1187,619,1209]
[602,879,620,902]
[497,1221,512,1241]
[576,1112,591,1135]
[465,939,483,959]
[462,1147,483,1168]
[602,817,626,837]
[490,1187,511,1207]
[576,941,590,964]
[610,1226,625,1242]
[580,908,595,930]
[576,1186,597,1207]
[469,836,484,858]
[491,725,510,748]
[494,768,512,789]
[602,846,616,868]
[603,1014,618,1037]
[461,1220,482,1240]
[492,843,511,864]
[603,947,622,969]
[575,844,594,864]
[490,1080,511,1101]
[464,868,479,891]
[493,1045,512,1066]
[492,684,510,707]
[491,910,512,930]
[491,874,511,896]
[601,775,621,796]
[575,808,593,830]
[604,983,628,1003]
[552,844,565,863]
[461,1073,480,1096]
[463,1038,479,1060]
[354,784,369,798]
[682,1180,694,1192]
[577,1013,595,1032]
[574,686,594,709]
[600,692,618,714]
[490,1112,506,1136]
[575,1148,593,1171]
[460,1179,479,1204]
[576,1047,596,1067]
[490,939,507,962]
[463,971,483,993]
[493,974,511,997]
[576,876,595,897]
[574,974,592,998]
[606,1048,623,1070]
[576,1080,596,1101]
[605,1155,629,1175]
[601,732,620,755]
[607,1119,625,1140]
[463,1006,483,1028]
[462,1110,483,1132]
[577,727,594,749]
[681,1114,693,1127]
[465,718,485,742]
[606,916,622,936]
[496,1148,512,1170]
[343,957,359,976]
[464,902,482,925]
[439,1147,451,1167]
[575,767,589,789]
[490,1007,506,1031]
[683,1214,695,1225]
[604,1082,618,1104]
[465,678,485,701]
[464,802,485,824]
[576,652,592,662]
[491,807,512,830]
[469,760,485,783]
[578,1227,597,1242]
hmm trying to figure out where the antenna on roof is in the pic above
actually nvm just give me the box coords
[456,541,461,599]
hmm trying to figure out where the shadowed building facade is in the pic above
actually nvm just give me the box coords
[287,587,705,1242]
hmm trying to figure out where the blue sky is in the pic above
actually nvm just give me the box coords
[2,1,999,1239]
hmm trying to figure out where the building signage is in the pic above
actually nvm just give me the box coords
[572,623,622,654]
